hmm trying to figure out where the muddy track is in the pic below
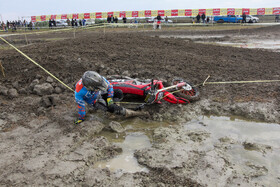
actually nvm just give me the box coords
[0,25,279,186]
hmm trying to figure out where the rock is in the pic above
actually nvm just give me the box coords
[33,83,54,96]
[54,87,63,94]
[46,76,54,83]
[0,86,8,96]
[122,70,130,76]
[8,88,18,98]
[40,95,57,108]
[108,121,125,133]
[35,74,42,79]
[18,88,27,94]
[12,81,19,89]
[29,79,40,90]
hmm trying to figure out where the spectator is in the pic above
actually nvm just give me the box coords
[75,19,78,27]
[123,16,127,23]
[192,17,195,24]
[79,19,82,26]
[206,17,210,24]
[242,12,246,23]
[71,19,74,27]
[53,19,56,27]
[165,16,168,24]
[82,18,86,26]
[114,16,118,23]
[67,18,71,26]
[107,15,110,23]
[276,15,279,22]
[49,19,52,28]
[201,13,206,24]
[196,14,200,23]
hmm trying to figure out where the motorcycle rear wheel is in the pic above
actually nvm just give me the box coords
[171,77,200,102]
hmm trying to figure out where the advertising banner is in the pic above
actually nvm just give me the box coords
[158,10,165,16]
[145,10,151,17]
[126,11,132,18]
[235,8,242,16]
[242,8,250,15]
[31,16,36,22]
[40,15,46,21]
[273,7,280,14]
[31,7,280,22]
[171,9,178,16]
[185,9,192,16]
[151,10,158,17]
[79,13,84,19]
[206,9,213,16]
[72,14,79,19]
[250,8,257,15]
[119,11,126,18]
[90,13,95,18]
[165,10,171,17]
[220,8,227,16]
[257,8,265,15]
[138,11,145,17]
[113,11,120,17]
[96,12,102,18]
[227,8,235,15]
[36,16,41,22]
[107,12,113,16]
[61,14,67,19]
[132,11,139,17]
[192,9,199,16]
[265,8,272,15]
[178,9,185,16]
[84,13,90,19]
[50,15,56,19]
[199,9,206,15]
[213,8,220,16]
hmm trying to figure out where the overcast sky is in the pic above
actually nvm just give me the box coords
[0,0,279,21]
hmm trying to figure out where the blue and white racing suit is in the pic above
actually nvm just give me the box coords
[75,76,114,120]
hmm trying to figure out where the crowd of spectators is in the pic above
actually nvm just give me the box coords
[1,20,35,31]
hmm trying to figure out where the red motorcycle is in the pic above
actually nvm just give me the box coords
[106,75,200,107]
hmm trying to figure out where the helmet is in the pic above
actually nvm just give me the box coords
[82,71,108,92]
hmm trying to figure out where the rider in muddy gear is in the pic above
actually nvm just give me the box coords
[74,71,146,124]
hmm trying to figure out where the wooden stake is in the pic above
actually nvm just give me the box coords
[0,60,5,77]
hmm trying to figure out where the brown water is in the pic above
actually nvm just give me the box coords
[184,116,280,186]
[95,115,280,185]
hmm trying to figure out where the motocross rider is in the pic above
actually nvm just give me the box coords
[74,71,146,124]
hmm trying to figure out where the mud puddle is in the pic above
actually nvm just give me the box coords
[214,39,280,52]
[184,116,280,185]
[94,132,151,174]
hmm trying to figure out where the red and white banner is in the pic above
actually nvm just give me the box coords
[273,7,280,14]
[32,7,280,22]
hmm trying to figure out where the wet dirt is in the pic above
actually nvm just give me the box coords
[0,25,279,186]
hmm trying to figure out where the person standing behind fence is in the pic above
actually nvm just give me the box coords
[201,13,206,24]
[71,19,74,27]
[49,19,52,28]
[196,14,200,23]
[242,12,246,23]
[165,16,168,24]
[123,16,127,23]
[276,15,279,22]
[66,18,70,26]
[83,18,86,26]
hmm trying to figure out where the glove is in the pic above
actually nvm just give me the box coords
[74,118,84,124]
[107,98,114,106]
